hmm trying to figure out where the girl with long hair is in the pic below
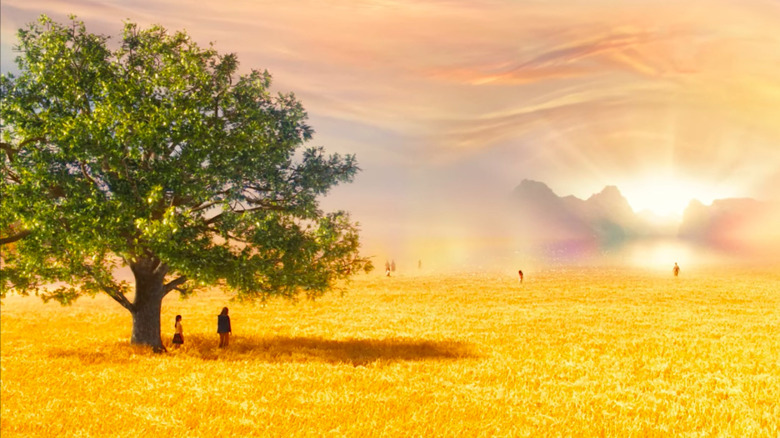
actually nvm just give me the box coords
[217,307,231,348]
[172,315,184,349]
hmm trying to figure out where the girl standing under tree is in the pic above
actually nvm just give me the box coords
[217,307,232,348]
[172,315,184,349]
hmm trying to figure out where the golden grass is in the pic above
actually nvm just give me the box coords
[2,267,779,437]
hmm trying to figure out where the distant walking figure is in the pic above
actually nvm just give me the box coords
[172,315,184,349]
[385,260,391,277]
[390,260,396,272]
[518,269,524,283]
[673,262,680,277]
[217,307,232,348]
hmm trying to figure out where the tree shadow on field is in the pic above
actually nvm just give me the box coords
[47,344,156,365]
[44,336,478,366]
[184,334,478,366]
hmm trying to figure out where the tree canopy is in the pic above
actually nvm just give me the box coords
[0,15,372,348]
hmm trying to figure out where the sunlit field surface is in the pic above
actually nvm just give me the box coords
[2,267,779,437]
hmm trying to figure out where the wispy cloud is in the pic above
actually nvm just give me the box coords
[3,0,780,258]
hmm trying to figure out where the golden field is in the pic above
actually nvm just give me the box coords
[1,267,779,437]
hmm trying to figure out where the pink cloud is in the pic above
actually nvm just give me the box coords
[4,0,780,257]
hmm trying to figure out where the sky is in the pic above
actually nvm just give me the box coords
[3,0,780,267]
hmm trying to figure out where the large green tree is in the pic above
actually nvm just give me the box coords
[0,16,372,349]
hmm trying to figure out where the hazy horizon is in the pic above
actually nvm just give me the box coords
[3,0,780,268]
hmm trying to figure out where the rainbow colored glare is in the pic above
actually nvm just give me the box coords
[2,0,780,264]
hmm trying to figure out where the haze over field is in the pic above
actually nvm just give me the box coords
[3,0,780,268]
[3,6,780,435]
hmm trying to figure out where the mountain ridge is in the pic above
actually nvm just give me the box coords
[511,179,780,250]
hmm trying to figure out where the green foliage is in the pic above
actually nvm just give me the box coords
[1,15,372,308]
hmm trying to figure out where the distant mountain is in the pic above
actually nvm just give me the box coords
[511,180,590,241]
[679,197,780,251]
[511,179,651,245]
[511,179,780,252]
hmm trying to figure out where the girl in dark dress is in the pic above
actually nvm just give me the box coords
[217,307,231,348]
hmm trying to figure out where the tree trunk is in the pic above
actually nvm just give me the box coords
[129,258,167,350]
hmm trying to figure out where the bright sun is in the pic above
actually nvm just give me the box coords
[622,177,719,218]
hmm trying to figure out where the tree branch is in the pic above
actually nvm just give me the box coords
[224,232,251,245]
[152,259,167,277]
[189,198,223,213]
[247,184,272,193]
[0,229,32,245]
[82,264,135,312]
[2,167,22,184]
[163,275,188,297]
[203,202,292,226]
[0,142,19,160]
[237,202,289,213]
[204,211,225,226]
[1,137,47,161]
[79,160,99,186]
[103,284,135,312]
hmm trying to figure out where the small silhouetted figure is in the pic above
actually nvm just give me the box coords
[217,307,232,348]
[385,260,391,276]
[518,269,524,283]
[172,315,184,349]
[390,260,396,272]
[673,262,680,277]
[418,259,422,269]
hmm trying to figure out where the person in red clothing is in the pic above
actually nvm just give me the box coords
[518,269,524,283]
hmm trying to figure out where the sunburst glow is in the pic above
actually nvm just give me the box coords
[622,176,727,217]
[2,0,779,262]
